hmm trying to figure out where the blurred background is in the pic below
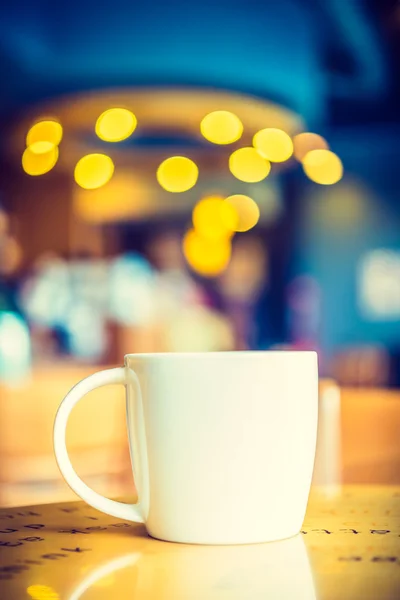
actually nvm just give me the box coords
[0,0,399,507]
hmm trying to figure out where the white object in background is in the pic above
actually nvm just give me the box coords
[54,351,318,545]
[66,303,107,360]
[108,253,157,326]
[164,306,235,352]
[21,259,71,327]
[0,311,31,385]
[359,249,400,320]
[313,381,341,494]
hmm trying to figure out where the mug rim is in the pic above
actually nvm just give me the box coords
[125,350,317,359]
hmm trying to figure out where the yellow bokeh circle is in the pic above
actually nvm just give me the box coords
[192,196,238,240]
[74,154,115,189]
[302,149,343,185]
[95,108,137,142]
[183,229,231,277]
[200,111,243,145]
[293,132,329,161]
[22,145,59,176]
[229,147,271,183]
[26,120,63,147]
[223,195,260,232]
[27,584,59,600]
[29,141,56,155]
[253,128,293,162]
[157,156,198,193]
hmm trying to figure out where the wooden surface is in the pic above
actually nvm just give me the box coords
[0,486,399,599]
[1,369,400,509]
[340,388,400,484]
[0,365,132,506]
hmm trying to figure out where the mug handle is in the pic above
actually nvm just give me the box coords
[53,367,144,523]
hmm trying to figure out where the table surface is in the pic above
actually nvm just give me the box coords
[0,486,399,600]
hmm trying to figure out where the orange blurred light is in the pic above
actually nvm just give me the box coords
[229,147,271,183]
[293,132,329,161]
[74,154,114,190]
[95,108,137,142]
[183,229,231,277]
[74,172,150,223]
[0,209,9,236]
[200,111,243,145]
[157,156,198,192]
[22,145,59,176]
[253,128,293,162]
[302,149,343,185]
[192,196,237,240]
[223,195,260,232]
[26,120,63,147]
[0,236,23,275]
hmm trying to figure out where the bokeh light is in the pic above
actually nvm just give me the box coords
[293,132,329,161]
[253,128,293,162]
[309,181,366,228]
[157,156,198,192]
[192,196,238,240]
[0,209,9,236]
[95,108,137,142]
[29,141,55,155]
[74,154,115,189]
[229,147,271,183]
[183,229,231,277]
[302,149,343,185]
[74,172,150,223]
[200,111,243,145]
[0,236,23,275]
[109,254,156,326]
[360,249,400,320]
[26,120,63,147]
[0,311,31,383]
[165,306,235,352]
[223,194,260,232]
[248,182,283,224]
[22,145,59,176]
[27,584,59,600]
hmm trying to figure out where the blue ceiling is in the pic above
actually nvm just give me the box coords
[0,0,397,135]
[1,0,394,126]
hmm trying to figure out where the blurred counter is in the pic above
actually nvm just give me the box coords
[1,366,400,508]
[341,387,400,484]
[0,364,133,507]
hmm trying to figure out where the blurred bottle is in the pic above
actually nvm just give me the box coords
[0,310,31,385]
[0,205,31,384]
[286,275,322,354]
[219,236,268,350]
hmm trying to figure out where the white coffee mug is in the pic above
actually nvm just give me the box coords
[54,351,318,545]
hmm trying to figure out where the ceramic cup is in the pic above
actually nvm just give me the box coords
[54,351,318,544]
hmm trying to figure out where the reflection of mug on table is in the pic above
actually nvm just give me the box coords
[54,352,318,545]
[68,535,316,600]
